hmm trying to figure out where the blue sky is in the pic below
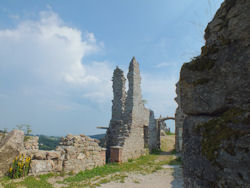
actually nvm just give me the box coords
[0,0,223,136]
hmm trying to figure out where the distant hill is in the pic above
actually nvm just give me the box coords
[89,133,105,140]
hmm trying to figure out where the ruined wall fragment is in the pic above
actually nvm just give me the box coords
[107,57,157,162]
[106,67,128,158]
[0,131,106,176]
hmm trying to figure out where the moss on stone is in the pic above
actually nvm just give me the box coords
[186,56,215,72]
[195,108,250,165]
[192,78,210,87]
[24,136,31,142]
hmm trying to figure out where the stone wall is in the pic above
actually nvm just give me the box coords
[24,136,39,150]
[107,57,158,162]
[0,131,106,177]
[56,134,106,174]
[179,0,250,187]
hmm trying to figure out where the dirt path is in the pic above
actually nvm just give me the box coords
[100,165,183,188]
[100,135,184,188]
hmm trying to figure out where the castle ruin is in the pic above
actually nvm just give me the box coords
[106,57,159,162]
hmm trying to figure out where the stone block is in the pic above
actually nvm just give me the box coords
[29,160,54,175]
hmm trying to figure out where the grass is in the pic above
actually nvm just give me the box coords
[165,131,175,135]
[1,135,180,188]
[2,175,54,188]
[185,56,215,72]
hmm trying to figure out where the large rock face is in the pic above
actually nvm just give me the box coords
[179,0,250,187]
[0,130,24,177]
[175,82,186,153]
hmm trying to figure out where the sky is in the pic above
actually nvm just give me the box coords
[0,0,224,136]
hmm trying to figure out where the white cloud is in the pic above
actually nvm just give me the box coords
[0,10,113,105]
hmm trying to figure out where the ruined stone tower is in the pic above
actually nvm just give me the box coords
[106,67,128,150]
[111,67,126,121]
[106,57,157,162]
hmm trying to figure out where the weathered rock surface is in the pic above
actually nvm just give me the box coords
[179,0,250,187]
[175,82,186,153]
[0,130,24,177]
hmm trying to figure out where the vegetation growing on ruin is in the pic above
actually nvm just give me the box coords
[195,108,250,165]
[186,56,215,71]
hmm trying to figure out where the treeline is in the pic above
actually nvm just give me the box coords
[38,135,61,150]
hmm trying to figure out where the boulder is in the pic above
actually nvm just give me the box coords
[0,130,24,177]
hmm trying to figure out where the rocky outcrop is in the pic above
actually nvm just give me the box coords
[0,130,24,177]
[179,0,250,187]
[175,82,186,153]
